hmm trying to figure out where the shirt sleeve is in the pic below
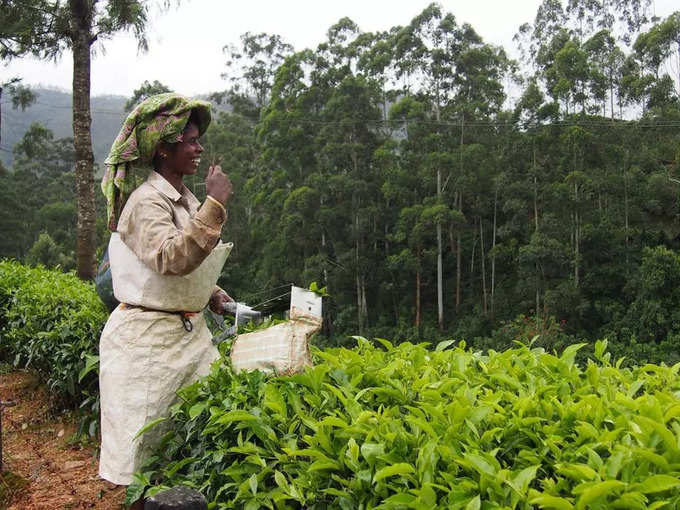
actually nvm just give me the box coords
[119,194,226,276]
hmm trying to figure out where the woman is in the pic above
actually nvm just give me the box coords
[98,93,233,495]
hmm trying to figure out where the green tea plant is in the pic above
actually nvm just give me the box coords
[130,338,680,509]
[0,260,106,435]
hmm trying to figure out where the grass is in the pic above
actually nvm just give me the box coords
[0,471,29,508]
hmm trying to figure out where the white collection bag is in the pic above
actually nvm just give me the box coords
[230,286,322,375]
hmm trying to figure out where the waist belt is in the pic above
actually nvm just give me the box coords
[120,303,200,332]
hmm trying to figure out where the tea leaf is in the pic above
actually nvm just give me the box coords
[636,474,680,494]
[374,463,416,483]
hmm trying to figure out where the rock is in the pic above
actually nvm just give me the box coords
[57,429,65,437]
[64,460,86,470]
[144,485,207,510]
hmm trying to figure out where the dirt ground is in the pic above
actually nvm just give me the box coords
[0,370,126,509]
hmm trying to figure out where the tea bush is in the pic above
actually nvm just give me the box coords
[0,260,106,431]
[131,339,680,509]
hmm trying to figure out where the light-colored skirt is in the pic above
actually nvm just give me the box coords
[98,305,219,485]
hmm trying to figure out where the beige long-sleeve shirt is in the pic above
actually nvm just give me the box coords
[117,171,226,276]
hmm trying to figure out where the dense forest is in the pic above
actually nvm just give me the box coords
[2,1,680,361]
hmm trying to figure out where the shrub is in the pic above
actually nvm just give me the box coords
[130,338,680,509]
[0,259,106,433]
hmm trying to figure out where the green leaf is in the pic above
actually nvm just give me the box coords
[507,465,540,494]
[309,460,341,471]
[373,463,415,483]
[463,452,497,476]
[133,417,166,440]
[635,416,679,453]
[77,354,99,383]
[435,340,456,351]
[189,402,208,420]
[164,457,197,477]
[361,443,385,463]
[465,495,481,510]
[529,490,575,510]
[248,473,258,496]
[274,471,289,492]
[575,481,626,509]
[560,343,587,367]
[637,475,680,494]
[214,410,259,424]
[557,463,599,482]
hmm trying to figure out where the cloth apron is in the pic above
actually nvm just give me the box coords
[98,306,218,485]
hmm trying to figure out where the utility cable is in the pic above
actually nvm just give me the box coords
[252,290,292,310]
[240,282,293,301]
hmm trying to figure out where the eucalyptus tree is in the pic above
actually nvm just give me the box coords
[221,32,294,120]
[631,12,680,112]
[583,30,626,117]
[124,79,171,111]
[3,123,76,261]
[308,19,386,333]
[0,0,163,280]
[0,78,35,147]
[517,0,655,118]
[565,0,652,44]
[390,3,511,328]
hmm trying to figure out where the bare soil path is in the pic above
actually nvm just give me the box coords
[0,370,125,509]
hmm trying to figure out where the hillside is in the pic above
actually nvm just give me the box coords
[0,87,127,169]
[0,88,230,170]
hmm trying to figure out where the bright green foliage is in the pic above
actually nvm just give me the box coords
[0,260,106,433]
[132,339,680,509]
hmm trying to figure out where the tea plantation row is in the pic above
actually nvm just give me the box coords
[0,260,104,434]
[131,339,680,509]
[1,261,679,508]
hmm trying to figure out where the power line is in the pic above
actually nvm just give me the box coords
[4,99,680,128]
[1,100,126,116]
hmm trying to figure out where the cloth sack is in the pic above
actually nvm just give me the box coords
[108,232,232,311]
[230,316,321,375]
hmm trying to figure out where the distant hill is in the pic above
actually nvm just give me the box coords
[0,87,230,171]
[0,88,127,170]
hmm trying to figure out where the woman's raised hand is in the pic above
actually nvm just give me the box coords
[205,164,233,205]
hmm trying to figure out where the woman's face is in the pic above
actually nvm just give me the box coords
[166,123,203,177]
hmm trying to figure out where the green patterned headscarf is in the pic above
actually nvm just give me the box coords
[102,93,211,231]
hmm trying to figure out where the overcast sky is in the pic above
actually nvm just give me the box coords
[2,0,677,98]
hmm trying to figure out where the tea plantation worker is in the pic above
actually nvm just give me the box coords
[98,93,233,502]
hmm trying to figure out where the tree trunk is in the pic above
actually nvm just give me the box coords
[456,192,462,313]
[533,142,539,232]
[436,99,443,331]
[0,86,3,148]
[574,182,580,287]
[436,170,443,331]
[624,151,630,273]
[355,211,364,334]
[535,266,540,315]
[480,217,487,315]
[70,0,96,280]
[491,185,497,318]
[415,254,421,328]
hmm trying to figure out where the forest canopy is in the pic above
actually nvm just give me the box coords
[1,0,680,361]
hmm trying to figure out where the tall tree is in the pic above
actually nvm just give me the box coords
[0,78,36,147]
[0,0,158,279]
[221,32,294,117]
[125,79,172,111]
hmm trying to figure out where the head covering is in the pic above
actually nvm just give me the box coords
[102,93,212,231]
